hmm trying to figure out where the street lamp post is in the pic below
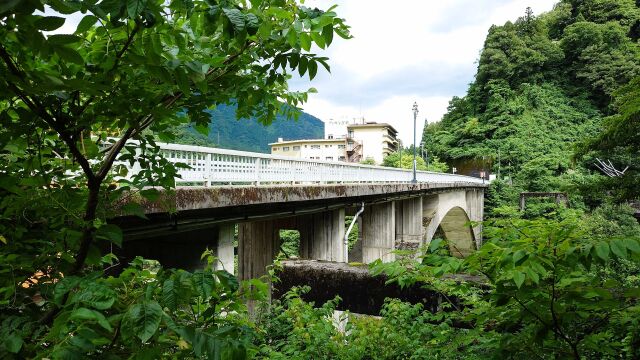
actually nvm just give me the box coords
[412,102,418,183]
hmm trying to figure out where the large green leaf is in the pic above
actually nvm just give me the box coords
[127,0,146,19]
[47,34,82,45]
[624,238,640,254]
[123,301,164,342]
[95,224,123,247]
[193,269,215,298]
[245,13,259,35]
[215,269,239,293]
[54,46,84,64]
[299,32,311,51]
[35,16,66,31]
[595,242,610,261]
[513,271,525,289]
[162,279,179,311]
[223,8,245,32]
[3,334,23,354]
[72,282,117,310]
[610,239,627,258]
[70,307,113,331]
[308,60,318,80]
[75,15,98,33]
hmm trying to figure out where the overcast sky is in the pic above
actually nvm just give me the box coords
[49,1,559,145]
[292,0,558,144]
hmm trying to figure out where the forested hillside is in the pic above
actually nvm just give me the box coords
[170,104,324,153]
[423,0,640,207]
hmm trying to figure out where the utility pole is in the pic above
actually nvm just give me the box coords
[412,102,418,183]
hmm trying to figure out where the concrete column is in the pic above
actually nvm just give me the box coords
[422,195,440,245]
[395,197,423,252]
[238,220,280,281]
[298,209,345,262]
[466,189,484,249]
[215,223,235,274]
[361,202,395,263]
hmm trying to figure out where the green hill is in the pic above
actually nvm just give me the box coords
[423,0,640,204]
[170,104,324,153]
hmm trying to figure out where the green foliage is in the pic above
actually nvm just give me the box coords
[382,149,448,172]
[359,157,376,165]
[577,76,640,201]
[0,255,267,359]
[369,211,640,359]
[257,286,492,360]
[423,0,640,209]
[279,230,300,258]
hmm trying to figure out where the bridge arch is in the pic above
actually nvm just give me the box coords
[436,206,476,258]
[422,190,483,258]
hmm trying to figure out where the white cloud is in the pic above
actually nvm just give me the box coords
[296,0,559,144]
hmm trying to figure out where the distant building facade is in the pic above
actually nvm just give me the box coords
[270,138,347,162]
[347,123,398,164]
[271,120,399,165]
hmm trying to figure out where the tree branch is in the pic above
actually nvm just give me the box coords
[0,45,97,183]
[77,23,142,116]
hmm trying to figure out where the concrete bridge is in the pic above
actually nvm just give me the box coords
[114,142,486,280]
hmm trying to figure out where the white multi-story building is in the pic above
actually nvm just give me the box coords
[269,138,347,162]
[271,121,399,165]
[347,122,398,164]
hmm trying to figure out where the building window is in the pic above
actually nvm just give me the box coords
[311,145,321,149]
[328,135,334,139]
[348,130,354,138]
[305,145,308,148]
[338,144,345,149]
[293,146,300,151]
[325,144,332,148]
[273,147,278,151]
[339,156,346,161]
[283,147,290,151]
[326,156,333,161]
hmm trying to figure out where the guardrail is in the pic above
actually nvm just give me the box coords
[125,142,486,186]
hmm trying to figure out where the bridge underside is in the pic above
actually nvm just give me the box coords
[113,183,485,279]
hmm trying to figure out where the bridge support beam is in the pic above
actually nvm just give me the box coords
[215,223,235,274]
[238,220,280,281]
[299,209,346,262]
[116,225,237,272]
[361,202,395,263]
[466,189,484,248]
[395,197,423,252]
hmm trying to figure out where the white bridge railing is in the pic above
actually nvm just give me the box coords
[127,142,485,186]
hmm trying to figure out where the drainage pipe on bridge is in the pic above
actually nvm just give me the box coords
[344,202,365,262]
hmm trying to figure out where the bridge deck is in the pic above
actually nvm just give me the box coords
[115,182,486,239]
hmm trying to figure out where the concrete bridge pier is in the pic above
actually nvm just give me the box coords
[361,202,396,263]
[298,209,346,262]
[215,223,235,274]
[395,197,423,252]
[237,220,280,281]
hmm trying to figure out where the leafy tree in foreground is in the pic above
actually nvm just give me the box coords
[370,212,640,359]
[0,0,349,356]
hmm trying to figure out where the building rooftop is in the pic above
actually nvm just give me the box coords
[268,138,347,146]
[347,122,398,135]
